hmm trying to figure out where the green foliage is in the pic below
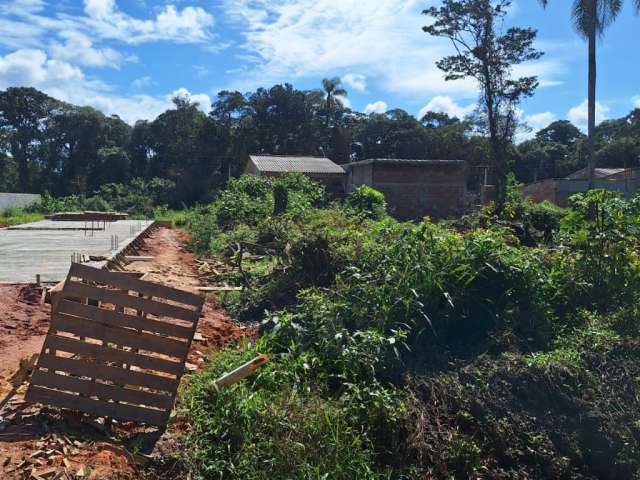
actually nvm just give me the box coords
[214,176,273,229]
[346,185,386,219]
[272,183,288,215]
[489,177,567,245]
[0,207,44,226]
[181,176,640,479]
[181,347,390,480]
[560,189,640,310]
[26,178,176,216]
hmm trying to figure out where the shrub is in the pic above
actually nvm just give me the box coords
[180,177,640,480]
[187,205,219,254]
[272,183,288,215]
[214,176,274,229]
[346,185,386,219]
[181,348,389,480]
[560,189,640,311]
[83,195,112,212]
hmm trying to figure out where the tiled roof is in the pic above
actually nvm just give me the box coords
[249,155,345,174]
[565,167,628,180]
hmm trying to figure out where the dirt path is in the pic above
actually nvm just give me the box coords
[0,226,250,479]
[125,227,248,363]
[0,285,49,398]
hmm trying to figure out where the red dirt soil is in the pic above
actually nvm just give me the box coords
[0,285,49,392]
[0,227,252,479]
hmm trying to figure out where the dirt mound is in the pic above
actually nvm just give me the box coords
[398,342,640,479]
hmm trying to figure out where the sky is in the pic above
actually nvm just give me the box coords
[1,0,639,141]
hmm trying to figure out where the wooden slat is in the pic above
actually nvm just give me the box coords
[69,263,203,308]
[51,313,188,358]
[63,281,199,323]
[43,334,183,376]
[30,370,174,410]
[26,263,202,427]
[37,354,178,392]
[58,300,193,339]
[25,386,167,426]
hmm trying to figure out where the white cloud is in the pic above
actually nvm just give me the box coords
[223,0,564,100]
[342,73,367,92]
[3,0,216,47]
[131,75,154,88]
[170,87,211,113]
[223,0,476,97]
[567,99,610,131]
[193,65,209,78]
[364,101,387,114]
[0,0,45,15]
[79,2,215,44]
[525,112,556,132]
[0,49,209,124]
[49,30,128,68]
[633,96,640,108]
[333,94,351,109]
[0,49,90,93]
[516,111,557,142]
[417,95,475,120]
[84,0,116,19]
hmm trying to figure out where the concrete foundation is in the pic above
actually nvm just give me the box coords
[0,219,155,283]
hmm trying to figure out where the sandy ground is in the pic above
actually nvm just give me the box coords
[0,285,50,394]
[0,226,251,479]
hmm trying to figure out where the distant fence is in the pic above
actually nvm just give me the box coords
[0,193,41,212]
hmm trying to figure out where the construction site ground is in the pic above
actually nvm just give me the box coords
[0,226,250,479]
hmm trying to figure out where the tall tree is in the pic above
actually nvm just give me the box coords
[0,87,59,191]
[321,77,348,126]
[539,0,640,186]
[424,0,542,209]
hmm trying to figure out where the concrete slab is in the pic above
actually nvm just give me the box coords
[0,219,154,283]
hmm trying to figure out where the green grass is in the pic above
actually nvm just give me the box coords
[0,207,45,227]
[180,349,388,480]
[153,208,194,228]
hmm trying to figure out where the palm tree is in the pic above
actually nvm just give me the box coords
[540,0,640,187]
[321,77,347,126]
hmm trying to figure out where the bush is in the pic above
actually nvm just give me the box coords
[346,185,386,219]
[181,348,389,480]
[83,195,112,212]
[179,178,640,480]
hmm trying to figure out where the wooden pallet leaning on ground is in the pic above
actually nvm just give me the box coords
[25,262,204,427]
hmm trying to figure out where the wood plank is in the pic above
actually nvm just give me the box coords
[37,354,178,392]
[51,313,188,358]
[44,335,183,376]
[58,300,193,339]
[124,256,155,262]
[30,370,174,410]
[25,386,167,426]
[68,263,203,308]
[196,286,243,291]
[63,281,199,323]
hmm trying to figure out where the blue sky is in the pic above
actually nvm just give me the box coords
[1,0,639,140]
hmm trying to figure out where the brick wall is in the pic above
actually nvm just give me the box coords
[350,162,466,220]
[521,179,557,204]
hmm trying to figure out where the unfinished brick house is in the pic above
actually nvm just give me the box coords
[521,167,640,207]
[244,154,346,193]
[344,159,467,220]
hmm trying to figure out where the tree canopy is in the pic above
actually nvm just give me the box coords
[423,0,543,208]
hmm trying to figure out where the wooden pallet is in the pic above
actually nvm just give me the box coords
[25,263,203,427]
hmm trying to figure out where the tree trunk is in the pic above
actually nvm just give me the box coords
[13,141,29,192]
[587,4,597,189]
